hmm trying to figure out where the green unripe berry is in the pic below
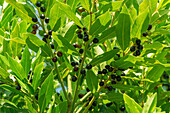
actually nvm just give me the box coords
[103,75,108,80]
[110,61,115,67]
[98,74,102,79]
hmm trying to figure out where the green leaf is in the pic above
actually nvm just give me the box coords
[149,0,157,15]
[52,33,79,55]
[33,62,44,90]
[0,84,25,97]
[81,0,91,11]
[45,0,54,17]
[5,0,33,23]
[9,37,26,44]
[25,96,37,113]
[116,13,130,51]
[131,8,148,38]
[111,1,123,11]
[89,11,111,36]
[146,64,165,81]
[8,55,26,80]
[39,71,54,113]
[142,93,157,113]
[67,0,80,12]
[123,94,142,113]
[90,49,119,66]
[56,1,83,27]
[0,67,10,78]
[139,0,149,14]
[86,70,98,93]
[55,101,68,113]
[112,84,142,91]
[107,92,123,102]
[21,46,32,78]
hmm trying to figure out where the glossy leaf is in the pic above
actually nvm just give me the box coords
[67,0,80,12]
[86,70,98,93]
[81,0,91,11]
[124,94,142,113]
[55,101,68,113]
[116,13,130,51]
[21,46,32,78]
[39,71,54,113]
[45,0,54,17]
[90,49,119,66]
[25,96,37,113]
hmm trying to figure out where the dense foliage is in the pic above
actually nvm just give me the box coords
[0,0,169,113]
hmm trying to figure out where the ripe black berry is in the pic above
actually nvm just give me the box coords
[135,50,141,56]
[83,27,87,31]
[80,69,86,74]
[120,106,125,111]
[93,38,99,43]
[75,62,78,65]
[30,78,33,83]
[32,17,37,22]
[71,61,76,66]
[147,24,152,30]
[98,71,102,74]
[102,69,107,74]
[31,30,36,34]
[86,87,90,92]
[108,67,113,72]
[130,46,136,52]
[35,94,38,100]
[137,45,143,50]
[121,72,125,76]
[107,86,113,91]
[88,106,93,111]
[36,2,41,7]
[116,76,122,81]
[42,38,47,43]
[40,14,45,19]
[113,47,119,49]
[83,35,89,42]
[45,18,50,23]
[43,33,48,38]
[99,81,104,86]
[89,96,93,101]
[106,102,112,107]
[73,66,79,72]
[111,74,116,79]
[72,76,77,82]
[78,94,84,98]
[142,32,148,37]
[40,7,46,12]
[79,59,82,63]
[72,43,77,48]
[52,57,57,62]
[92,101,97,106]
[111,80,116,84]
[32,24,38,30]
[105,65,110,69]
[51,44,54,49]
[136,39,141,45]
[86,64,92,70]
[19,56,22,60]
[77,33,83,39]
[57,51,63,57]
[79,49,84,54]
[16,85,21,90]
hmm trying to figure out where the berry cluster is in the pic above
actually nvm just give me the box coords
[142,24,152,37]
[130,39,143,56]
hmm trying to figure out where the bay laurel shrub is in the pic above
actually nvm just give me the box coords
[0,0,169,113]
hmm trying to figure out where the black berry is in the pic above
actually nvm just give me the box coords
[130,46,136,52]
[42,38,47,43]
[73,66,79,72]
[86,64,92,70]
[72,43,77,48]
[43,33,48,38]
[113,47,119,49]
[135,50,141,56]
[31,30,36,34]
[136,39,141,45]
[120,106,125,111]
[102,69,107,74]
[45,18,50,23]
[105,65,110,69]
[79,49,84,54]
[16,85,21,90]
[71,61,76,66]
[106,102,112,107]
[111,74,116,79]
[111,80,116,84]
[89,96,93,101]
[36,2,41,7]
[72,76,77,82]
[30,78,33,83]
[51,44,54,49]
[57,51,63,57]
[80,69,86,74]
[107,86,113,91]
[116,76,122,81]
[79,59,82,63]
[83,27,87,31]
[137,45,143,50]
[92,101,97,106]
[78,94,84,98]
[147,24,152,30]
[86,88,90,92]
[142,32,148,37]
[32,24,38,30]
[35,94,38,100]
[77,25,81,29]
[75,62,78,65]
[19,56,22,60]
[98,71,102,74]
[108,67,113,72]
[121,72,125,76]
[83,35,89,42]
[88,106,93,111]
[40,14,45,19]
[52,57,57,62]
[93,38,99,43]
[40,7,46,12]
[77,33,83,39]
[32,17,37,22]
[99,81,104,86]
